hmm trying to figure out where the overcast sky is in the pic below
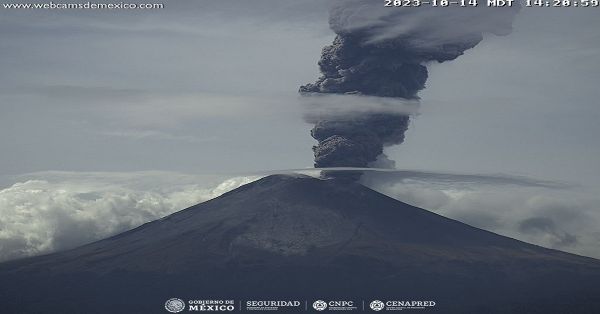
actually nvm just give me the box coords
[1,1,599,260]
[1,2,599,185]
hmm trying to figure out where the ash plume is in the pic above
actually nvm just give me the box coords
[300,1,520,176]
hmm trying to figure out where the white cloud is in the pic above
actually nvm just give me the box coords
[301,93,420,123]
[362,172,600,259]
[0,172,261,262]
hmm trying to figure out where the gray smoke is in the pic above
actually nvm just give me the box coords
[300,1,520,176]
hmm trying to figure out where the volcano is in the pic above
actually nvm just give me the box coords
[1,174,599,313]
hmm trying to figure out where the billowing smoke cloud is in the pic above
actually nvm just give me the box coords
[301,1,520,173]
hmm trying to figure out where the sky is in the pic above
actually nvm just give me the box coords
[0,1,599,260]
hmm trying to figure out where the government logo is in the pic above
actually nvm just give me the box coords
[370,300,385,311]
[313,300,328,311]
[165,298,186,313]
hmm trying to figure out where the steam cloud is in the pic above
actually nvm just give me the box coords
[300,1,520,173]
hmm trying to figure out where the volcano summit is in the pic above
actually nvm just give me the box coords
[0,174,599,313]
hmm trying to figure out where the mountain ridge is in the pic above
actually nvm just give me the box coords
[1,174,599,313]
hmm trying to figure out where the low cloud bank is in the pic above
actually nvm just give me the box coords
[0,172,261,262]
[0,170,598,262]
[362,171,600,259]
